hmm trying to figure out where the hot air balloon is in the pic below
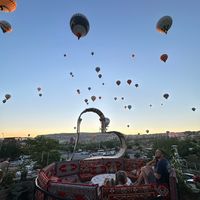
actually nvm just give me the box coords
[5,94,11,100]
[160,54,168,62]
[37,87,41,92]
[131,54,135,58]
[156,16,173,34]
[149,104,152,108]
[39,93,42,97]
[121,97,124,100]
[95,67,100,73]
[84,99,88,104]
[0,0,16,12]
[74,126,76,130]
[116,80,121,86]
[127,79,132,85]
[192,107,196,111]
[127,124,130,128]
[69,72,74,77]
[91,96,96,102]
[102,83,105,85]
[64,54,66,57]
[135,84,139,88]
[88,87,91,91]
[98,74,102,78]
[70,13,89,39]
[128,105,132,110]
[2,99,6,103]
[124,106,127,109]
[114,97,117,101]
[146,130,149,133]
[91,52,94,56]
[0,20,12,33]
[77,89,80,94]
[99,96,101,99]
[161,103,163,106]
[163,93,169,99]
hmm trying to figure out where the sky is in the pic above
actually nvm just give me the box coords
[0,0,200,138]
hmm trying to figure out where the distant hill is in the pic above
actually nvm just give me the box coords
[38,130,200,143]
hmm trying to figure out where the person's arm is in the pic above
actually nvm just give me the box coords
[146,158,156,166]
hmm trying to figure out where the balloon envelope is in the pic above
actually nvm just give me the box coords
[5,94,11,100]
[91,96,96,101]
[128,105,132,110]
[156,16,173,34]
[98,74,102,78]
[160,54,168,62]
[192,107,196,111]
[95,67,100,73]
[0,0,16,12]
[70,13,90,39]
[127,79,132,85]
[37,87,41,92]
[0,20,12,33]
[163,93,169,99]
[116,80,121,86]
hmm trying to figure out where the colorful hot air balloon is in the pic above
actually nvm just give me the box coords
[127,79,132,85]
[102,83,105,85]
[127,124,130,128]
[98,74,102,78]
[0,0,16,12]
[39,93,42,97]
[163,93,169,99]
[116,80,121,86]
[64,54,66,57]
[91,52,94,56]
[91,96,96,102]
[5,94,11,100]
[2,99,6,103]
[99,96,102,100]
[156,16,173,34]
[88,87,91,91]
[70,13,89,39]
[114,97,117,101]
[124,106,127,109]
[131,54,135,58]
[0,20,12,33]
[191,107,196,111]
[160,54,168,62]
[95,67,100,73]
[121,97,124,100]
[146,130,149,133]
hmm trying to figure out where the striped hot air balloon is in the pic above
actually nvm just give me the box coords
[0,20,12,33]
[0,0,16,12]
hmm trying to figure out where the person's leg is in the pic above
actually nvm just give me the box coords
[134,166,153,185]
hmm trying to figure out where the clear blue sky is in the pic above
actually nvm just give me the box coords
[1,0,200,138]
